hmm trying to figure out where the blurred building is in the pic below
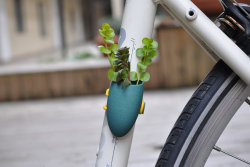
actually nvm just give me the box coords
[0,0,124,63]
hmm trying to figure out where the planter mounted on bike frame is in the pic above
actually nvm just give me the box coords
[107,81,145,137]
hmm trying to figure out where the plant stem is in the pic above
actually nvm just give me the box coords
[136,74,140,85]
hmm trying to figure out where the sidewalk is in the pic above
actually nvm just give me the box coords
[0,88,249,167]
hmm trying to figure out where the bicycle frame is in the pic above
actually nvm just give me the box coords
[96,0,250,166]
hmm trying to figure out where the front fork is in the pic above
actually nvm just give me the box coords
[95,0,157,166]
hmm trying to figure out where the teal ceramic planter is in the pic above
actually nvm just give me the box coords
[107,82,144,137]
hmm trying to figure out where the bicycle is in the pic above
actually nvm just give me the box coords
[95,0,250,166]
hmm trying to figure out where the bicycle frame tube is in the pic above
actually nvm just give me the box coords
[95,0,157,166]
[159,0,250,85]
[119,0,157,72]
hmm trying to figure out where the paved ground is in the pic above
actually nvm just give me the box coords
[0,88,249,167]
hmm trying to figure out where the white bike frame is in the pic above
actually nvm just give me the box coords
[96,0,250,166]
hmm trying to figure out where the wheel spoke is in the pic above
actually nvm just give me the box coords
[213,145,250,166]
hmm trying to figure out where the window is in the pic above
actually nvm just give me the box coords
[14,0,24,32]
[37,2,46,36]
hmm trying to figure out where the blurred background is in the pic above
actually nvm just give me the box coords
[0,0,249,166]
[0,0,235,100]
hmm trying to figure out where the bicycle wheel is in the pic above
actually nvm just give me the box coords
[156,60,250,167]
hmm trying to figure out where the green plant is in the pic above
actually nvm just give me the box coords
[98,24,130,88]
[113,47,131,88]
[98,23,158,88]
[98,23,119,66]
[130,38,158,84]
[98,24,120,77]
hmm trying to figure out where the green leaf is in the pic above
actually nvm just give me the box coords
[117,47,129,55]
[148,50,157,58]
[140,72,150,82]
[110,44,119,54]
[142,38,153,46]
[100,23,115,38]
[108,56,117,67]
[116,70,123,82]
[98,46,111,54]
[113,59,122,65]
[136,48,144,58]
[116,47,130,61]
[121,69,128,79]
[151,40,158,49]
[144,57,152,66]
[143,46,152,53]
[108,69,118,81]
[122,78,131,88]
[130,71,138,81]
[102,23,111,30]
[104,37,114,44]
[108,31,115,38]
[98,29,105,37]
[137,62,147,71]
[119,53,129,60]
[114,65,121,72]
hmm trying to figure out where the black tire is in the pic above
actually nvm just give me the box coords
[156,60,250,167]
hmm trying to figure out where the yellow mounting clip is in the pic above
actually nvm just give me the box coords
[139,99,145,114]
[103,89,109,111]
[103,104,107,111]
[106,89,109,96]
